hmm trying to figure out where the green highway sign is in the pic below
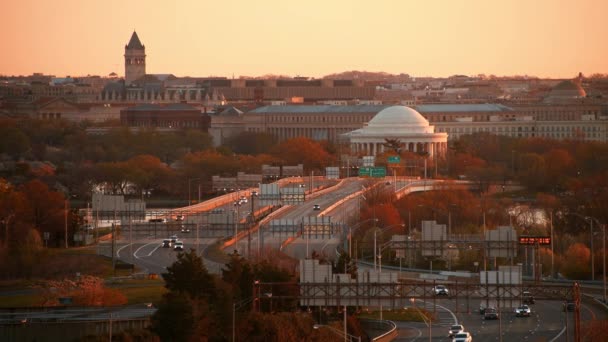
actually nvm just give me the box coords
[358,167,386,178]
[388,156,400,164]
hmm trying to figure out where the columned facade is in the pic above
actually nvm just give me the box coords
[344,106,448,159]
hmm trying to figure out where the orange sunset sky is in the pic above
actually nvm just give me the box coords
[1,0,606,78]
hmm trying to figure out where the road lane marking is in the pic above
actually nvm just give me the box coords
[116,243,131,258]
[134,242,161,259]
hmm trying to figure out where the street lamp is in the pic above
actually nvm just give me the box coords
[347,218,378,259]
[409,298,431,342]
[417,204,456,237]
[374,223,405,272]
[188,178,202,206]
[570,213,602,282]
[313,306,361,342]
[233,297,254,342]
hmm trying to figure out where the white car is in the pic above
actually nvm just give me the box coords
[173,241,184,251]
[515,305,531,317]
[433,285,449,296]
[453,332,472,342]
[239,196,248,203]
[448,324,465,338]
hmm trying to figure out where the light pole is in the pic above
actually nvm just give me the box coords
[410,298,431,342]
[571,213,602,281]
[417,204,455,237]
[603,224,606,303]
[187,178,202,206]
[348,218,378,259]
[233,200,243,253]
[313,308,361,342]
[374,223,405,272]
[233,297,254,342]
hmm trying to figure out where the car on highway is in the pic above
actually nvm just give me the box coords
[515,304,531,317]
[173,241,184,251]
[563,300,575,312]
[313,204,321,211]
[484,307,499,320]
[522,291,535,304]
[170,235,178,244]
[433,285,449,296]
[175,214,184,221]
[162,239,172,248]
[149,218,167,223]
[448,324,465,338]
[180,225,191,233]
[453,332,472,342]
[239,196,248,203]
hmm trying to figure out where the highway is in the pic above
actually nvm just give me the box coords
[392,295,608,341]
[96,176,607,341]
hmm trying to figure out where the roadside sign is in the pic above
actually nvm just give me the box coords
[358,167,386,178]
[388,156,400,164]
[518,236,551,245]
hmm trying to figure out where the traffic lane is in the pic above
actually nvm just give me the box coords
[441,299,567,342]
[113,237,218,274]
[282,236,341,260]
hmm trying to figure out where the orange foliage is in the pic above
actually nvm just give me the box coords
[561,243,591,280]
[271,137,334,171]
[38,275,127,306]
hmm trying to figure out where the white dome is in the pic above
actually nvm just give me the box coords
[368,106,429,126]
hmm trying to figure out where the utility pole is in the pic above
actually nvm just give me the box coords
[64,200,68,248]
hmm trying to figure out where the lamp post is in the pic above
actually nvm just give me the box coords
[348,218,378,259]
[233,297,254,342]
[233,199,243,253]
[571,213,602,282]
[417,204,456,237]
[313,307,361,342]
[188,178,202,206]
[410,298,431,342]
[374,223,405,272]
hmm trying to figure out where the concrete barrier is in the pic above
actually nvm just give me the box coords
[360,319,398,342]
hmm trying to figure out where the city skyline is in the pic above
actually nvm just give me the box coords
[1,0,607,79]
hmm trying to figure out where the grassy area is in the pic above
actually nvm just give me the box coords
[0,294,43,308]
[358,307,434,322]
[120,284,167,305]
[204,238,232,264]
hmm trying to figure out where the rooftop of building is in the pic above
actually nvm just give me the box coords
[126,31,144,50]
[414,103,514,112]
[248,104,391,114]
[124,103,200,111]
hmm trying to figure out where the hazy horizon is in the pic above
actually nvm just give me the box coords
[1,0,606,79]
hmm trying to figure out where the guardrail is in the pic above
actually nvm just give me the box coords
[360,319,398,341]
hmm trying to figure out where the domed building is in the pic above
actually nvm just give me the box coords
[544,79,586,103]
[343,105,448,157]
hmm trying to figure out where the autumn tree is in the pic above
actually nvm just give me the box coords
[19,179,70,247]
[37,275,128,306]
[223,131,277,155]
[561,243,591,279]
[124,154,173,197]
[271,137,334,171]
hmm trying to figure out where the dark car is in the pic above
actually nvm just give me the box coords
[484,307,499,320]
[313,204,321,211]
[162,239,171,248]
[564,300,575,312]
[522,291,535,304]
